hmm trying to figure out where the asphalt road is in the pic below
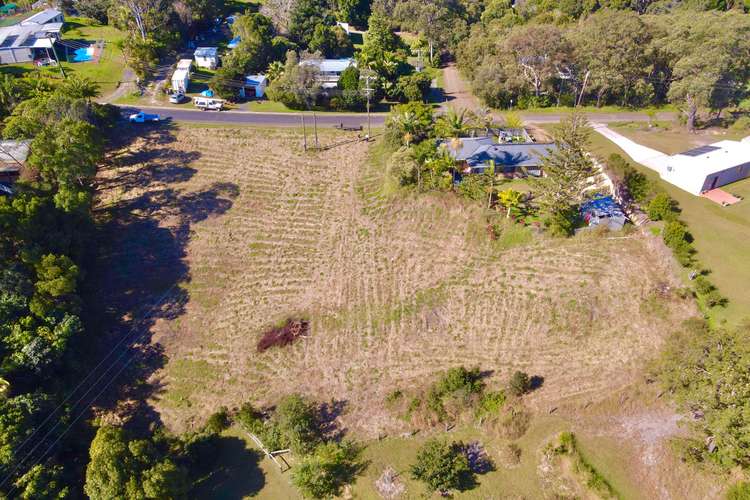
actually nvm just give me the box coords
[118,105,384,129]
[118,105,675,127]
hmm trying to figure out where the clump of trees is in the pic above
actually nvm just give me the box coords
[0,77,118,497]
[530,113,596,236]
[84,407,238,499]
[656,319,750,470]
[107,0,227,81]
[237,394,362,498]
[410,439,474,495]
[456,6,750,130]
[386,365,538,437]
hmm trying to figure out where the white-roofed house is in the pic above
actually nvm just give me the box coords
[660,140,750,195]
[194,47,218,69]
[299,57,355,88]
[176,58,193,72]
[0,9,64,64]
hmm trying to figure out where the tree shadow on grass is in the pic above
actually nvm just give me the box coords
[192,436,266,499]
[318,399,349,442]
[81,125,239,426]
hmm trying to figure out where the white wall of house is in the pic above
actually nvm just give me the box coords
[171,68,190,92]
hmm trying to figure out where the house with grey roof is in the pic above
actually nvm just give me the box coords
[442,136,557,176]
[0,9,63,65]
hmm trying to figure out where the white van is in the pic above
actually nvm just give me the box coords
[194,97,224,111]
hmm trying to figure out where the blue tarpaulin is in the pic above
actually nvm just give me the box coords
[228,37,241,49]
[200,89,214,97]
[580,196,627,230]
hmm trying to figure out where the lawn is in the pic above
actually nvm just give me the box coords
[0,17,127,95]
[586,123,750,326]
[191,413,681,499]
[192,418,644,499]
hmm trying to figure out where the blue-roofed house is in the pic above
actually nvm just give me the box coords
[239,74,268,98]
[442,136,558,177]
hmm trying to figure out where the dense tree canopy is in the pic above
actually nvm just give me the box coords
[455,3,750,125]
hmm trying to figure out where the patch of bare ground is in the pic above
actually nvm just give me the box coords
[95,126,697,445]
[560,383,726,500]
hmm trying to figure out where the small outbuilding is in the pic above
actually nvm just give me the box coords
[171,69,190,93]
[580,196,627,231]
[660,140,750,195]
[194,47,218,69]
[239,74,268,99]
[0,139,30,183]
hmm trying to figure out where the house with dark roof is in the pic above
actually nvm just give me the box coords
[442,136,557,176]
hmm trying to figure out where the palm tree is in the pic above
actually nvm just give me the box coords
[59,76,100,102]
[436,107,470,138]
[498,189,523,218]
[503,111,524,130]
[391,110,419,145]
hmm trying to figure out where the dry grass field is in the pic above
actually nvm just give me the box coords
[95,125,697,448]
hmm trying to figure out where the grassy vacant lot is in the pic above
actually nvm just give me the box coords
[588,123,750,326]
[0,17,126,95]
[96,125,709,497]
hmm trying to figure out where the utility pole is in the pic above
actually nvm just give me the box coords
[49,39,66,79]
[312,109,319,149]
[300,112,307,151]
[364,74,374,141]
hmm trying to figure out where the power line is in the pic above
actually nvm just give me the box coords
[0,284,180,491]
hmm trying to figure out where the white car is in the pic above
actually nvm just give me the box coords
[194,97,224,111]
[169,92,186,104]
[128,112,161,123]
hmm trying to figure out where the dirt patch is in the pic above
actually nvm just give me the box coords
[257,318,309,352]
